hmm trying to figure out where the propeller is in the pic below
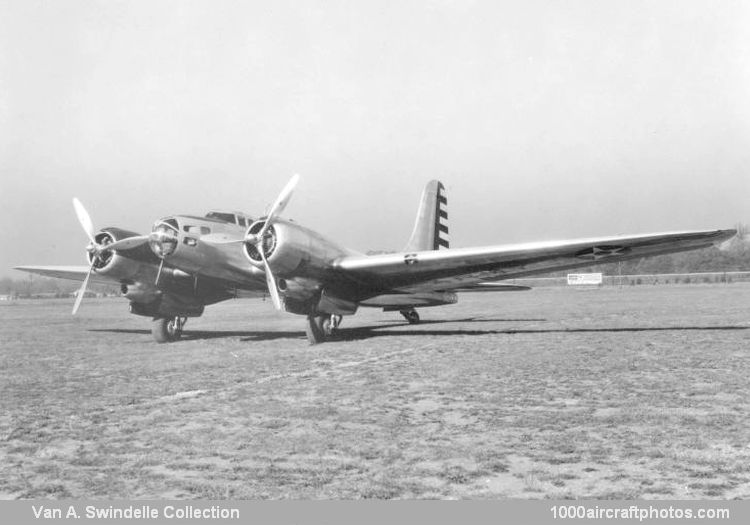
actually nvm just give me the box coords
[201,175,301,248]
[72,265,94,316]
[71,198,149,314]
[260,240,283,310]
[73,197,96,245]
[174,175,300,309]
[254,175,299,310]
[253,174,299,243]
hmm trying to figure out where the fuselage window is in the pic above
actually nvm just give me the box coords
[184,225,211,235]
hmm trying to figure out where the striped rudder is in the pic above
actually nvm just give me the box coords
[403,180,450,252]
[435,183,449,249]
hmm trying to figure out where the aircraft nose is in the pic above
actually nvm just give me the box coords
[149,217,180,258]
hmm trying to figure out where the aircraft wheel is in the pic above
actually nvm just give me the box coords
[305,314,332,345]
[400,309,420,324]
[152,316,183,343]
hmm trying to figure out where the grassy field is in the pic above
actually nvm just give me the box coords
[1,284,750,499]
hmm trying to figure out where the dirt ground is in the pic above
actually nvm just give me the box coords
[1,283,750,499]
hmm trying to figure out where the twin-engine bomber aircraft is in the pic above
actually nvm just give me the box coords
[16,176,736,344]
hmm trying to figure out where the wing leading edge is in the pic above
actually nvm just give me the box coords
[333,229,736,294]
[13,265,118,286]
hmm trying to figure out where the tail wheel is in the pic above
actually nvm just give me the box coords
[152,316,185,343]
[305,314,335,345]
[400,309,420,324]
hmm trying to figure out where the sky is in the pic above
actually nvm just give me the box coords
[1,0,749,276]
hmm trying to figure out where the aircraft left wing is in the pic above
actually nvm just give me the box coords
[332,229,736,294]
[13,265,119,286]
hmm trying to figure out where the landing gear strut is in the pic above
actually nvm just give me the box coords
[400,308,420,324]
[152,316,186,343]
[305,314,341,345]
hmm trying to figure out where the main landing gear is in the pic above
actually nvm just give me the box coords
[152,315,186,343]
[305,314,342,345]
[400,308,420,324]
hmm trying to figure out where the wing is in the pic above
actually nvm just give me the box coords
[333,229,736,295]
[16,265,271,301]
[14,265,119,286]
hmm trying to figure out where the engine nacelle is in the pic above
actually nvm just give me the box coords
[88,228,156,282]
[277,277,320,300]
[129,299,204,318]
[242,219,350,277]
[121,282,161,304]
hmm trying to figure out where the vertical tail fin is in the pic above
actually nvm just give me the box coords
[403,180,449,252]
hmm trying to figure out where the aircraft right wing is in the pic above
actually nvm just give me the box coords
[14,264,270,299]
[332,229,736,295]
[14,265,119,286]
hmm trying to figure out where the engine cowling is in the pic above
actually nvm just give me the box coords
[87,227,150,281]
[242,219,349,277]
[121,282,160,304]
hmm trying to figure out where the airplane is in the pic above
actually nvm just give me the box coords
[15,176,737,345]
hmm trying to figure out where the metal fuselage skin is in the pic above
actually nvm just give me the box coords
[89,227,218,317]
[148,211,468,317]
[155,215,355,301]
[153,215,264,288]
[90,227,161,298]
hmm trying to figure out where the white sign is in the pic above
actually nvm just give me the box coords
[567,273,603,285]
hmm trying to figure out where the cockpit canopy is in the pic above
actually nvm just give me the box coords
[205,211,254,227]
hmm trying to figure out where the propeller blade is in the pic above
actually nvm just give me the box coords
[72,198,96,244]
[260,249,283,310]
[72,264,94,315]
[257,174,299,239]
[104,234,150,252]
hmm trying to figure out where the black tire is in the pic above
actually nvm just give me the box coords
[400,309,420,324]
[305,315,331,345]
[152,317,181,343]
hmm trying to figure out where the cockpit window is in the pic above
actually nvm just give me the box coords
[205,212,236,223]
[205,211,253,226]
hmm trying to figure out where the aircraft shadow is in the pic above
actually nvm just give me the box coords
[91,322,750,343]
[332,324,750,342]
[89,328,303,341]
[373,317,548,324]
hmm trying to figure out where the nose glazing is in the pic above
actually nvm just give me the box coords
[149,218,179,258]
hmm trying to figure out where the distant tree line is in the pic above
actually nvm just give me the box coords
[0,276,119,298]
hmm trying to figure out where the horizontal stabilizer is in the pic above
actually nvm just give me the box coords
[453,283,532,292]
